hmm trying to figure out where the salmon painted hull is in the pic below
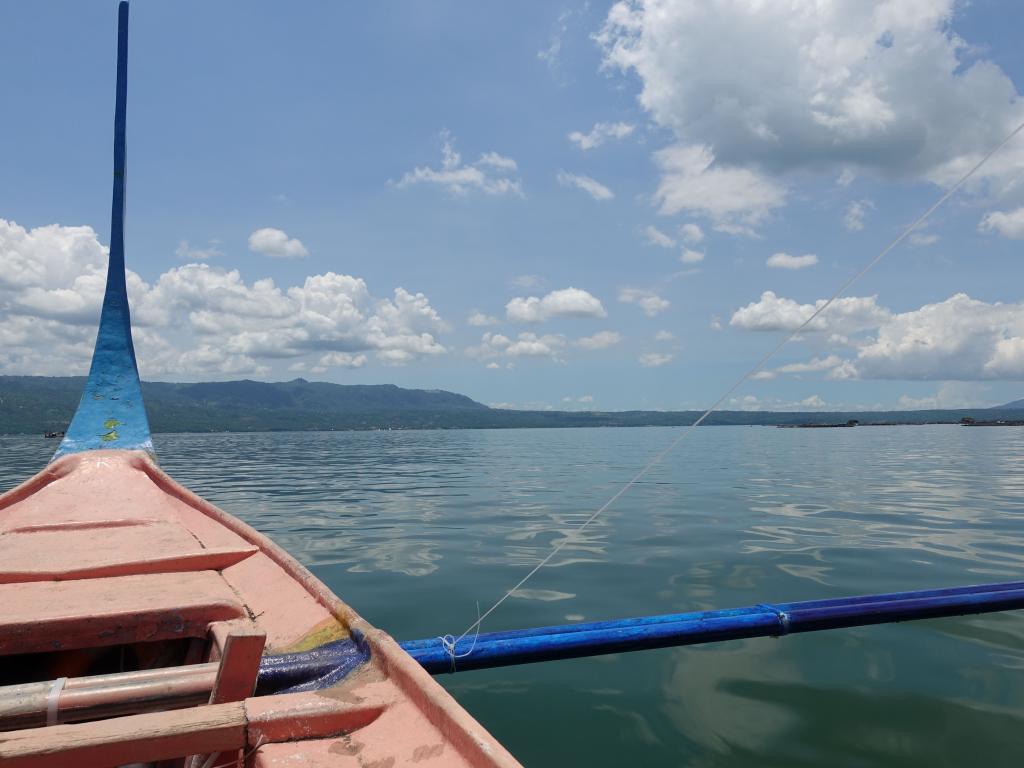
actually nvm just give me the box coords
[0,449,521,767]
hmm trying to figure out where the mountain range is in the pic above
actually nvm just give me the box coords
[0,376,1021,435]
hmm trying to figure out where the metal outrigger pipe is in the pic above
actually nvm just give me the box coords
[397,580,1024,673]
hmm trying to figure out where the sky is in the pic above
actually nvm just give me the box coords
[2,0,1024,412]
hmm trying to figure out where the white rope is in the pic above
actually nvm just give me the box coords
[439,603,483,670]
[447,119,1024,654]
[45,677,67,726]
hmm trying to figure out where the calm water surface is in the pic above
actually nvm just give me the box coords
[3,426,1024,767]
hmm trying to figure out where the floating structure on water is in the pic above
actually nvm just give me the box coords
[778,419,859,429]
[960,417,1024,427]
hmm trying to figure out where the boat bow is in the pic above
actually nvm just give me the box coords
[55,0,152,460]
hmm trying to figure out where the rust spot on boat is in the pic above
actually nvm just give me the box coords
[328,736,363,756]
[412,744,445,761]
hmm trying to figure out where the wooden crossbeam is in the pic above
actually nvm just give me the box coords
[0,702,246,768]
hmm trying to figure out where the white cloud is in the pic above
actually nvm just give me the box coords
[800,394,826,409]
[175,345,269,377]
[843,199,874,232]
[0,219,447,377]
[506,287,607,323]
[654,330,674,341]
[908,232,940,246]
[753,355,846,381]
[901,382,995,411]
[562,394,596,409]
[680,248,704,264]
[638,352,672,367]
[776,355,845,375]
[827,361,861,380]
[597,0,1024,221]
[643,225,675,248]
[248,228,308,259]
[469,328,620,361]
[576,330,623,350]
[730,291,889,333]
[507,332,567,359]
[466,332,511,359]
[732,288,1024,381]
[538,9,573,80]
[979,207,1024,239]
[727,395,764,411]
[568,121,636,150]
[467,311,499,326]
[477,152,518,171]
[727,394,869,411]
[469,331,567,361]
[314,352,367,371]
[511,274,545,290]
[468,329,598,364]
[652,144,785,229]
[854,294,1024,380]
[680,223,704,244]
[396,132,522,196]
[619,287,670,317]
[175,240,222,261]
[556,170,614,201]
[896,383,992,409]
[766,252,818,270]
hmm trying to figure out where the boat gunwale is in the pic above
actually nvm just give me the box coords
[0,449,521,767]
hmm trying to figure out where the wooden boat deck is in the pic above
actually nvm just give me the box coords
[0,451,521,767]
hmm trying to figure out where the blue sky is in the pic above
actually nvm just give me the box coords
[2,0,1024,411]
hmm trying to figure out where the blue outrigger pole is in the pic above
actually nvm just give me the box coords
[55,0,152,460]
[251,580,1024,685]
[397,580,1024,673]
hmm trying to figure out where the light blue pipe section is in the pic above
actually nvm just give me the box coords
[55,2,152,460]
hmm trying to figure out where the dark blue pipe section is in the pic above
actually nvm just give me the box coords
[55,1,153,460]
[397,581,1024,674]
[256,633,371,695]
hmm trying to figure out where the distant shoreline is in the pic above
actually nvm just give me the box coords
[14,419,1024,439]
[2,375,1021,435]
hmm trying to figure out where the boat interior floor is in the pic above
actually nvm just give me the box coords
[0,451,520,768]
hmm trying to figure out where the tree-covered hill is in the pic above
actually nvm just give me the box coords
[0,376,486,434]
[1,375,1022,434]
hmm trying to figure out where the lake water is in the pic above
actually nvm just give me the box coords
[3,425,1024,766]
